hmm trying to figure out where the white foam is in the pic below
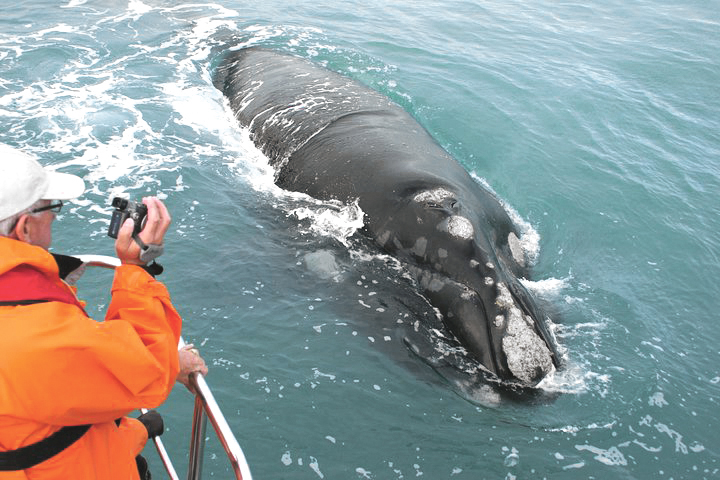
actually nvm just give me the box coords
[308,456,324,479]
[1,4,279,247]
[575,445,627,466]
[535,362,592,394]
[521,276,570,297]
[162,83,230,135]
[355,467,373,479]
[33,23,79,37]
[127,0,152,17]
[649,392,669,407]
[289,199,364,247]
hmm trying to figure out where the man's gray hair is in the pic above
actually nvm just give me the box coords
[0,199,45,237]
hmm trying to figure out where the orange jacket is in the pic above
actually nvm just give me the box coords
[0,237,182,479]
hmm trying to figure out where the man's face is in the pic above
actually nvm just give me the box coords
[24,200,56,250]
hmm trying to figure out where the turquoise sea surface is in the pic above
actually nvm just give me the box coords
[2,1,719,478]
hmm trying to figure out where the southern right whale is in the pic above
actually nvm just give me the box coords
[214,47,561,387]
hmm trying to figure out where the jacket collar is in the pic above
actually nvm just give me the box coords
[0,236,58,277]
[0,237,83,309]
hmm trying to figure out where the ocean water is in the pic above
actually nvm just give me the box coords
[2,0,719,478]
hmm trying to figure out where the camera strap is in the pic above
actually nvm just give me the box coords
[132,233,164,276]
[132,233,164,263]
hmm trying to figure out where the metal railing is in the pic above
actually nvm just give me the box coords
[77,255,252,480]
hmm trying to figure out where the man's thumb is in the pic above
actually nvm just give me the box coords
[117,218,135,244]
[121,218,134,232]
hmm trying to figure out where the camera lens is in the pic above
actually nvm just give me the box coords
[111,197,128,209]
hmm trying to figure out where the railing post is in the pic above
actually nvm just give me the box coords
[190,373,251,479]
[187,392,208,480]
[141,408,180,480]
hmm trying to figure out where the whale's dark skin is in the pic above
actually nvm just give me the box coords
[214,47,560,387]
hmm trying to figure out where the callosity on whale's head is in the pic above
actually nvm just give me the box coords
[370,181,560,386]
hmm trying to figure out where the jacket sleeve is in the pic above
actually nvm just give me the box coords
[104,265,182,405]
[2,265,182,425]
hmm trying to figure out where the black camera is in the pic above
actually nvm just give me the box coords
[108,197,147,239]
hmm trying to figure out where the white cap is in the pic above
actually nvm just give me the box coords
[0,144,86,221]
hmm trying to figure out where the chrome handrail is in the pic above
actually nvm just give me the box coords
[76,255,252,479]
[186,370,253,480]
[141,407,180,480]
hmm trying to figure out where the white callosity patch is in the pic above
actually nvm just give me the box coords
[507,232,526,267]
[413,268,449,294]
[411,236,427,257]
[428,276,446,292]
[377,230,391,246]
[460,289,477,302]
[438,216,474,240]
[495,283,553,383]
[413,187,455,204]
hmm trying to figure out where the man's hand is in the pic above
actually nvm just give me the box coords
[115,197,171,266]
[177,344,209,392]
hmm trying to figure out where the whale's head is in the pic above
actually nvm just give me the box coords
[372,183,560,387]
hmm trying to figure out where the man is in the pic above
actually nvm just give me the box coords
[0,144,203,478]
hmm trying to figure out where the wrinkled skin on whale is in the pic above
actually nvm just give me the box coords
[214,47,560,387]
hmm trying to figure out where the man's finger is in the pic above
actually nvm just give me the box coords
[154,198,171,237]
[139,197,159,241]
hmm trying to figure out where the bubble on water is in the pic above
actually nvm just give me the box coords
[503,447,520,467]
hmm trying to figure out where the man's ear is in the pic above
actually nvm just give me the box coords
[12,214,32,244]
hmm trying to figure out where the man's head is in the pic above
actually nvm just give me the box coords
[0,144,85,249]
